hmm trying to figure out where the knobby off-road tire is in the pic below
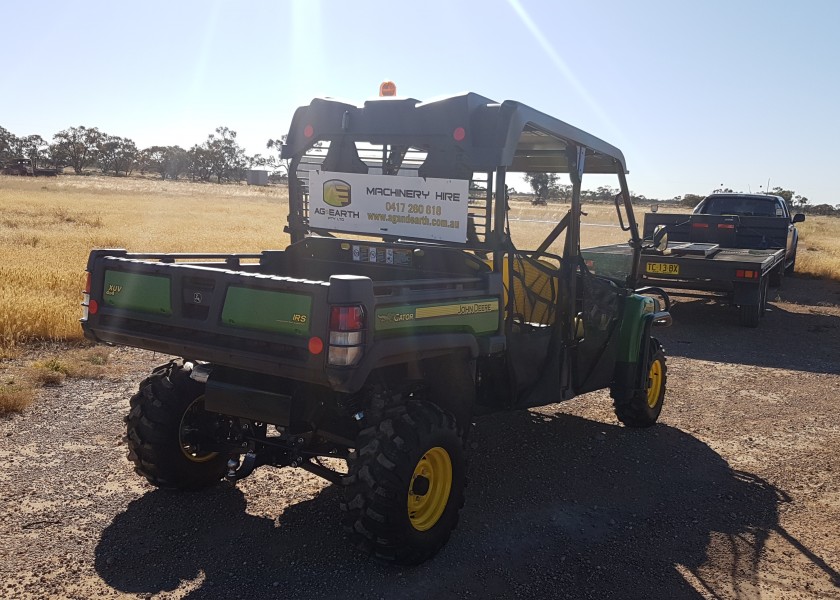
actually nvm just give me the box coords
[740,276,768,328]
[125,363,229,490]
[613,338,667,428]
[341,399,466,565]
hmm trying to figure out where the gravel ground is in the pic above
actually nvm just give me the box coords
[1,276,839,600]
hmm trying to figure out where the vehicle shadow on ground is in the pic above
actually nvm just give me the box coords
[93,410,827,600]
[658,276,840,374]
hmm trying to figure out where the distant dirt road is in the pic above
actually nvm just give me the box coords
[1,276,839,599]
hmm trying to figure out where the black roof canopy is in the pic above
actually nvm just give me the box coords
[282,93,627,176]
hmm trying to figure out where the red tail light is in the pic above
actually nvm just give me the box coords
[330,306,364,331]
[717,223,735,229]
[736,269,758,279]
[691,223,709,229]
[328,305,365,366]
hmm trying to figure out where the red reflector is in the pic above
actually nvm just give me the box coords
[736,270,745,278]
[89,299,99,315]
[308,336,324,355]
[692,223,709,228]
[453,127,466,142]
[717,223,735,229]
[303,124,314,138]
[330,306,365,331]
[84,272,91,294]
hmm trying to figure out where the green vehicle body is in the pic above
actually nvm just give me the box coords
[81,91,671,564]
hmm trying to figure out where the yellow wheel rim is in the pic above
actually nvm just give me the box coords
[646,359,663,409]
[408,446,452,532]
[179,398,219,463]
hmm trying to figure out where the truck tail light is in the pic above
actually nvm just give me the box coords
[328,305,365,366]
[717,223,735,229]
[691,223,709,229]
[736,269,758,279]
[81,271,98,320]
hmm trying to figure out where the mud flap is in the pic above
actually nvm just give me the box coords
[732,280,762,306]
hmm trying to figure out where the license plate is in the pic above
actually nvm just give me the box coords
[646,262,680,275]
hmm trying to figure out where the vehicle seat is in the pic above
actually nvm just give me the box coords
[485,255,559,325]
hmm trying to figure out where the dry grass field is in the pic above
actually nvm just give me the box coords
[1,174,839,414]
[0,175,290,353]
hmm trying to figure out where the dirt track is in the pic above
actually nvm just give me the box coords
[1,276,839,599]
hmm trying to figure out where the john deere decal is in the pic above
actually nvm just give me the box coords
[323,179,351,207]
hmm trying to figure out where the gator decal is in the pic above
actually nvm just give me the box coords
[103,271,172,315]
[221,286,311,336]
[376,298,499,335]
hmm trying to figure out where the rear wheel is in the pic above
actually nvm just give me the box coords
[613,338,667,428]
[341,398,465,565]
[739,277,768,328]
[770,262,784,287]
[126,363,230,490]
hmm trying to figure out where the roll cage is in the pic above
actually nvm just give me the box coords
[281,93,645,357]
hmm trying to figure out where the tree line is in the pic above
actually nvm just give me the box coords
[523,173,838,216]
[0,125,285,183]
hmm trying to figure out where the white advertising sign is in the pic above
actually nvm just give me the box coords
[308,171,470,243]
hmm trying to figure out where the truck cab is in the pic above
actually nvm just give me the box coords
[692,193,804,271]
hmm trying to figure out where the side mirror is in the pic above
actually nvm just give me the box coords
[792,213,805,223]
[652,224,668,252]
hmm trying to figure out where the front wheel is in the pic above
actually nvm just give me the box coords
[785,250,797,275]
[125,363,230,490]
[612,338,667,428]
[341,398,466,565]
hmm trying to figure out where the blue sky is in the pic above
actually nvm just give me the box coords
[3,0,838,203]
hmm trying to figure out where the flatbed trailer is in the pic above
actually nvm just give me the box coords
[582,241,782,327]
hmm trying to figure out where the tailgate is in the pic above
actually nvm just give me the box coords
[643,213,788,249]
[83,254,330,382]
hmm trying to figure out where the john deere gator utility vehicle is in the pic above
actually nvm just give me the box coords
[81,91,671,564]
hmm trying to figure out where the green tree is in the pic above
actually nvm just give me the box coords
[809,204,835,216]
[680,193,705,208]
[768,186,795,207]
[187,144,213,182]
[9,134,49,164]
[142,145,190,180]
[51,126,101,174]
[0,126,15,161]
[203,126,246,183]
[266,136,290,177]
[97,135,138,176]
[524,172,557,204]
